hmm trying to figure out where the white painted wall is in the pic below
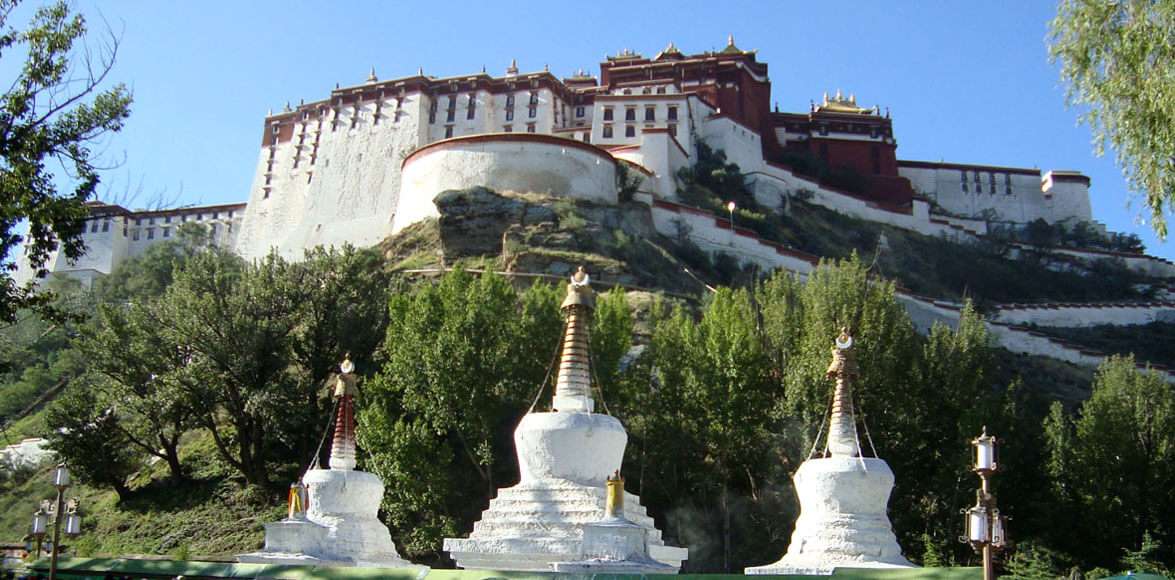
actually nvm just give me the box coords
[899,164,1093,225]
[992,302,1175,327]
[394,136,618,232]
[236,92,427,261]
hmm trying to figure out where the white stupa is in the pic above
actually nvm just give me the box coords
[443,267,687,572]
[746,330,914,575]
[239,357,418,569]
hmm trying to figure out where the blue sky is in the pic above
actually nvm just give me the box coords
[35,1,1174,259]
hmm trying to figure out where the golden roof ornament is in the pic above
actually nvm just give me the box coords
[816,90,875,115]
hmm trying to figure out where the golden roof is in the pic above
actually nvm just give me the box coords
[815,89,876,115]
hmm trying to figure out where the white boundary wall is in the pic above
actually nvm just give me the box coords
[992,302,1175,327]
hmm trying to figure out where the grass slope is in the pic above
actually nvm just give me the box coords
[0,430,282,559]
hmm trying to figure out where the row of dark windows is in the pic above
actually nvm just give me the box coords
[600,124,677,139]
[131,223,227,242]
[961,171,1015,195]
[88,210,234,233]
[602,106,678,122]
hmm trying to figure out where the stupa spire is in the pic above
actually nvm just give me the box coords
[554,266,595,413]
[329,354,358,470]
[825,328,860,457]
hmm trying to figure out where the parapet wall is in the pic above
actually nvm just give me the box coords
[394,134,618,233]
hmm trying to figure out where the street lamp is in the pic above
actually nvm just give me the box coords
[959,428,1009,580]
[726,201,737,233]
[28,463,83,580]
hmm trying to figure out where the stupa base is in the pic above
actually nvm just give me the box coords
[238,469,419,570]
[443,479,686,572]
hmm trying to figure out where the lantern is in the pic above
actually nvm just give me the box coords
[991,510,1008,548]
[64,512,82,536]
[964,504,989,544]
[30,510,48,536]
[972,428,998,473]
[52,464,71,488]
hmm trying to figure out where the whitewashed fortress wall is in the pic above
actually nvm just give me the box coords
[18,40,1117,287]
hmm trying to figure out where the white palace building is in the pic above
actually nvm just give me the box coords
[17,38,1117,286]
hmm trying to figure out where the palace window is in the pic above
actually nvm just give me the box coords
[622,89,632,95]
[575,106,585,118]
[467,94,476,119]
[656,86,666,94]
[625,108,636,121]
[211,223,218,236]
[213,211,219,219]
[147,228,155,240]
[645,106,655,121]
[961,172,968,193]
[528,105,536,118]
[163,227,171,238]
[529,91,539,105]
[444,125,454,138]
[667,106,678,120]
[133,230,140,241]
[506,109,514,121]
[447,95,456,110]
[89,221,98,233]
[642,87,651,95]
[446,109,455,122]
[603,125,613,139]
[582,133,590,143]
[504,125,513,132]
[428,101,437,124]
[625,125,635,137]
[1005,174,1013,195]
[527,123,536,133]
[990,173,996,195]
[506,94,515,107]
[603,107,613,121]
[974,171,982,193]
[668,123,677,137]
[102,220,110,233]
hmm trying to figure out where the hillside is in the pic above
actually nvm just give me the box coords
[1,179,1170,573]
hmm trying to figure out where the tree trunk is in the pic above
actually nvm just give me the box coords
[159,432,186,482]
[722,482,731,573]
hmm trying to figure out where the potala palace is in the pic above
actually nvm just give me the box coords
[14,38,1175,380]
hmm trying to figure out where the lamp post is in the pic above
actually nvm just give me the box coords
[28,463,83,580]
[959,427,1008,580]
[726,200,737,232]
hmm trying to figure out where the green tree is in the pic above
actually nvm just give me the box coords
[0,0,132,322]
[358,270,562,560]
[1045,356,1175,569]
[77,300,193,481]
[155,249,298,488]
[1050,0,1175,237]
[44,379,141,499]
[624,288,777,572]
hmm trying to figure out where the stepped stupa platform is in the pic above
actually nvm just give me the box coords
[443,267,687,572]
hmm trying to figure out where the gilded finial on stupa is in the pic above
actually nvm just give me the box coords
[334,352,357,398]
[367,66,378,83]
[826,327,858,380]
